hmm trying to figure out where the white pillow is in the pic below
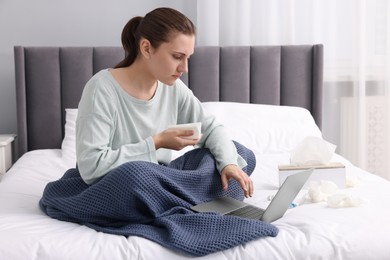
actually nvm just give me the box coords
[201,102,322,154]
[61,102,323,163]
[61,108,78,165]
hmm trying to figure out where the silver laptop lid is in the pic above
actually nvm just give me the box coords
[261,168,313,223]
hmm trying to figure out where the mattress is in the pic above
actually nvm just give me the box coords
[1,102,390,259]
[1,148,390,259]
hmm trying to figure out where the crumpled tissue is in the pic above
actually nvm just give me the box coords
[290,136,336,166]
[300,180,367,208]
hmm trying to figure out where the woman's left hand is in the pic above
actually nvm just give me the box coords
[220,164,253,198]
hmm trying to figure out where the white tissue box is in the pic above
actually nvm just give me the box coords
[278,162,346,189]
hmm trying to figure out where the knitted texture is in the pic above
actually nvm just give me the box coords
[40,142,278,256]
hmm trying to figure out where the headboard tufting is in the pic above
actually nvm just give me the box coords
[14,44,323,157]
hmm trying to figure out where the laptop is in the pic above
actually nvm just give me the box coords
[191,168,313,223]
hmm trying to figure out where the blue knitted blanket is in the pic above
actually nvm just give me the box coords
[40,142,278,256]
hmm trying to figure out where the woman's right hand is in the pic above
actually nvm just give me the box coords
[153,129,200,150]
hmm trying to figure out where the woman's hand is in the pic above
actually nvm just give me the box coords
[221,164,253,198]
[153,129,200,150]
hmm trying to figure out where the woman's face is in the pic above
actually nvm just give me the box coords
[148,33,195,86]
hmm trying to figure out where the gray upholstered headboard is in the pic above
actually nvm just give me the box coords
[14,45,323,158]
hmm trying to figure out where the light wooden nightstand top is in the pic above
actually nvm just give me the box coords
[0,135,16,146]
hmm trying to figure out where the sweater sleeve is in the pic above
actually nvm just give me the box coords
[176,81,247,173]
[76,75,158,185]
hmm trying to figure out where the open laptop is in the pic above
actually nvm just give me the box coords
[191,168,313,223]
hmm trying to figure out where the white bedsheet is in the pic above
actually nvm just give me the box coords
[1,150,390,260]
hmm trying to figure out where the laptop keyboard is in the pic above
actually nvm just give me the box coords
[225,205,265,219]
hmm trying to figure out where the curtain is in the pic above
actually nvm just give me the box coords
[196,0,390,180]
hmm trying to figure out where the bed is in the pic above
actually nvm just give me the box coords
[1,44,389,259]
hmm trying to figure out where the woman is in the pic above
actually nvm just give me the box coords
[76,7,253,197]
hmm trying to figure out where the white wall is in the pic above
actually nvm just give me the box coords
[0,0,196,134]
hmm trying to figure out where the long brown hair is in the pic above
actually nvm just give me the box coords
[115,7,196,68]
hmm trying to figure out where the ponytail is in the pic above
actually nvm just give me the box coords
[115,16,142,68]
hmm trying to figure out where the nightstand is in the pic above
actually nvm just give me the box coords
[0,134,16,178]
